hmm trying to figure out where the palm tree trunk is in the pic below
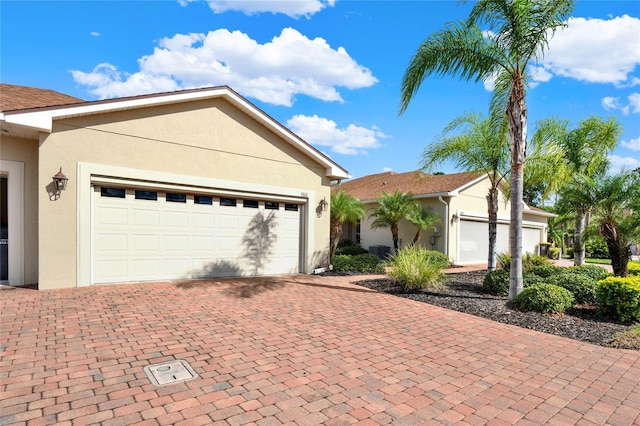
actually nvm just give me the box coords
[487,188,499,271]
[507,77,527,301]
[574,210,586,266]
[391,223,399,251]
[329,219,342,263]
[602,224,631,277]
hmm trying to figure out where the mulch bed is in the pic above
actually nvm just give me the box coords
[350,272,637,348]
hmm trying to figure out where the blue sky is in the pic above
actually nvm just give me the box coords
[2,0,639,179]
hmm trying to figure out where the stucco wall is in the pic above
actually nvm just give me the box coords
[38,99,332,289]
[359,198,447,254]
[0,136,39,285]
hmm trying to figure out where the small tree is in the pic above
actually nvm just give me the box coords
[406,204,441,245]
[369,190,417,251]
[329,190,364,262]
[585,171,640,277]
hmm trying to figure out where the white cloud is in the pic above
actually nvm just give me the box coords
[90,31,100,37]
[621,136,640,151]
[382,167,393,172]
[287,114,386,155]
[609,154,640,172]
[197,0,336,18]
[538,15,640,86]
[71,27,376,105]
[600,92,640,115]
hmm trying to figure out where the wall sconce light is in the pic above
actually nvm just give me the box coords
[52,167,68,191]
[319,197,328,212]
[451,213,459,224]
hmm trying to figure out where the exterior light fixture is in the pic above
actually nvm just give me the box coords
[319,197,328,212]
[52,167,68,191]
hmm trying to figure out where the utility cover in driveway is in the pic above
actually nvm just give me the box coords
[144,360,198,386]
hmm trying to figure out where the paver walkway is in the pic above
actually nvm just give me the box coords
[1,275,639,425]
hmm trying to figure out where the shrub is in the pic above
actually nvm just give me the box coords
[387,245,447,291]
[332,254,384,274]
[337,238,357,248]
[512,284,575,314]
[549,272,598,305]
[585,237,609,259]
[596,276,640,323]
[483,269,510,296]
[565,265,609,282]
[528,265,564,279]
[566,247,574,258]
[496,252,510,270]
[523,273,546,288]
[335,245,369,256]
[628,262,640,277]
[549,247,562,260]
[496,252,550,272]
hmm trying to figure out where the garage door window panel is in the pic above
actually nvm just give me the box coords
[135,190,158,201]
[243,199,259,208]
[265,202,279,210]
[166,193,187,203]
[220,198,237,207]
[101,187,126,198]
[194,195,213,205]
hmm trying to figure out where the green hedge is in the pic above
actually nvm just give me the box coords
[335,245,369,256]
[332,254,385,274]
[596,276,640,323]
[512,284,575,314]
[549,272,597,305]
[628,262,640,277]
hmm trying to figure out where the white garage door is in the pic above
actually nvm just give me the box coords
[93,186,302,284]
[459,219,541,264]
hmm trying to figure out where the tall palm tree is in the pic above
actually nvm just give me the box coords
[330,190,365,261]
[584,170,640,277]
[406,204,441,245]
[536,116,622,265]
[400,0,574,299]
[422,111,509,271]
[369,190,417,251]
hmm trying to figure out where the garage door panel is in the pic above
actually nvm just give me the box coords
[193,213,215,229]
[132,234,160,252]
[96,207,128,226]
[95,233,129,252]
[93,185,302,284]
[192,236,214,251]
[164,211,189,228]
[133,209,160,226]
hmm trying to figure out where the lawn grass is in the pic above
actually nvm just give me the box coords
[585,258,640,265]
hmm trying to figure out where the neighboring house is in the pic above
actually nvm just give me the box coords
[0,84,348,289]
[336,170,554,265]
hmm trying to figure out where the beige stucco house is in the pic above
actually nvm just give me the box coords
[336,170,554,265]
[0,84,348,289]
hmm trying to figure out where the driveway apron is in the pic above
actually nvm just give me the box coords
[1,275,639,425]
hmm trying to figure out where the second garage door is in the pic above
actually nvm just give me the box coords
[93,186,302,284]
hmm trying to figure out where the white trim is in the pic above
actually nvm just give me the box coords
[77,162,316,286]
[2,87,349,180]
[458,210,547,228]
[0,160,24,286]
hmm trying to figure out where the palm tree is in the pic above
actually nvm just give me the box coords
[400,0,574,299]
[584,170,640,276]
[330,190,365,261]
[406,204,441,245]
[422,111,509,271]
[369,190,417,251]
[537,116,622,266]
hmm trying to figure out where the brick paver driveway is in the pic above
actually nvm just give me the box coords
[1,275,639,425]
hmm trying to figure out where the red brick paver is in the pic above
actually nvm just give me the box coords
[1,275,639,425]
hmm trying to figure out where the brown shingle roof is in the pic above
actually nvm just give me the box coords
[0,83,83,112]
[334,170,483,201]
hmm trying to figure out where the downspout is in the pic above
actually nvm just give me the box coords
[438,196,449,257]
